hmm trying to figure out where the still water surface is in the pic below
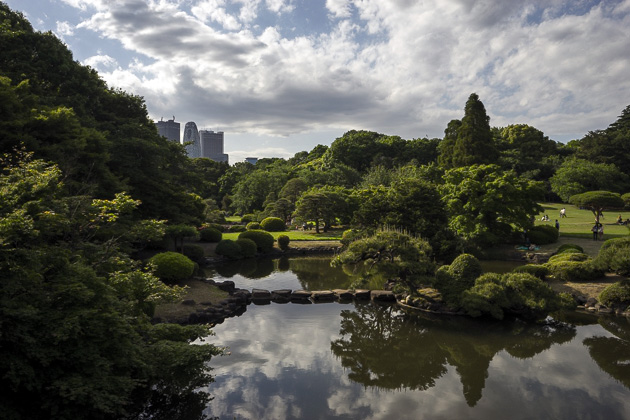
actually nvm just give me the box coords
[199,257,630,420]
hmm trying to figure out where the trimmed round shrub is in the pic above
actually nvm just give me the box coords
[599,280,630,307]
[238,230,275,253]
[236,238,257,258]
[545,260,603,282]
[241,214,255,224]
[182,244,205,263]
[260,217,286,232]
[199,227,222,243]
[527,225,559,245]
[150,252,195,283]
[547,252,589,263]
[215,239,242,259]
[246,222,261,230]
[277,234,290,251]
[512,264,549,280]
[228,225,246,233]
[557,244,584,254]
[597,246,630,275]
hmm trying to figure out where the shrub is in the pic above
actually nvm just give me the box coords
[595,238,630,274]
[149,252,195,283]
[246,222,261,230]
[527,225,559,245]
[241,214,255,224]
[199,227,222,243]
[462,272,575,320]
[512,264,549,280]
[238,230,275,253]
[182,244,205,263]
[235,238,257,258]
[228,225,246,233]
[599,280,630,307]
[215,239,242,259]
[260,217,286,232]
[277,234,290,251]
[547,252,589,263]
[545,260,603,282]
[433,253,482,307]
[557,244,584,254]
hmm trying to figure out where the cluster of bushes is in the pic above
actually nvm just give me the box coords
[215,230,277,259]
[461,272,575,320]
[537,243,603,282]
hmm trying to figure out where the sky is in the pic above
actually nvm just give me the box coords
[7,0,630,163]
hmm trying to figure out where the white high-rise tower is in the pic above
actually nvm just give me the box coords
[183,122,201,158]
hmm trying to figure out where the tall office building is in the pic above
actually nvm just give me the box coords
[155,117,180,143]
[183,122,201,158]
[199,130,229,163]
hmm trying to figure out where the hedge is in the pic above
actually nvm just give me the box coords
[246,222,261,230]
[238,230,275,253]
[556,244,584,254]
[199,227,222,243]
[544,260,603,282]
[182,244,205,263]
[215,239,242,259]
[236,238,257,258]
[149,252,195,283]
[599,280,630,307]
[277,234,290,251]
[260,217,286,232]
[512,264,549,280]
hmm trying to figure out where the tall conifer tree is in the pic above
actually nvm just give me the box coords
[451,93,498,167]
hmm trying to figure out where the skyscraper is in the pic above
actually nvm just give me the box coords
[183,122,201,158]
[199,130,229,163]
[155,117,180,143]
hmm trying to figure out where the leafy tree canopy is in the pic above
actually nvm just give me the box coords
[550,158,630,202]
[440,164,544,245]
[568,190,624,224]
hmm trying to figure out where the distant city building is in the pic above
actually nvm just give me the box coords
[199,130,229,163]
[183,122,201,158]
[155,117,180,143]
[245,157,258,165]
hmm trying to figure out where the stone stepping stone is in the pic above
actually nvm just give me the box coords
[290,290,312,302]
[332,289,353,300]
[311,290,335,302]
[354,289,371,300]
[252,288,271,299]
[370,290,395,302]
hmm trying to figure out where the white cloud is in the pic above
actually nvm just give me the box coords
[82,53,117,69]
[55,20,75,36]
[265,0,294,14]
[326,0,352,18]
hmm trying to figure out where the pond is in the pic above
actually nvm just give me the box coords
[197,257,630,419]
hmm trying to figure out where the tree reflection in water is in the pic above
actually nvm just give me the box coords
[331,303,576,406]
[583,317,630,389]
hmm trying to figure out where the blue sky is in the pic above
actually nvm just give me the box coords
[7,0,630,163]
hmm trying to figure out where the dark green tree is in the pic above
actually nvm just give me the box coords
[451,93,499,167]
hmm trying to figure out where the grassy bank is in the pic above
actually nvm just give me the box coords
[535,202,630,239]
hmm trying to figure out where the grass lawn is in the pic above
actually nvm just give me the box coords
[535,202,630,240]
[221,228,344,241]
